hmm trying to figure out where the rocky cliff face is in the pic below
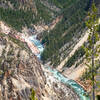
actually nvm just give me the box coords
[0,34,46,100]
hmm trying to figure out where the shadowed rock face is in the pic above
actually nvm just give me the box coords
[0,35,46,100]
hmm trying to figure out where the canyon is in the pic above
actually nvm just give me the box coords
[0,0,100,100]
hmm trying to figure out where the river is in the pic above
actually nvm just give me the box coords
[28,35,90,100]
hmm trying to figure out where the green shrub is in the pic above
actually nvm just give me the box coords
[30,89,38,100]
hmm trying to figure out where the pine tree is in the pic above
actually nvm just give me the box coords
[83,2,100,100]
[30,89,38,100]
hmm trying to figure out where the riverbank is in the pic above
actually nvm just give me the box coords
[62,63,87,80]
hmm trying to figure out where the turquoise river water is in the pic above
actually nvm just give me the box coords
[29,35,90,100]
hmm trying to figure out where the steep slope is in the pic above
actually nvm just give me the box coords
[41,0,100,71]
[41,0,90,67]
[0,33,46,100]
[0,0,56,31]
